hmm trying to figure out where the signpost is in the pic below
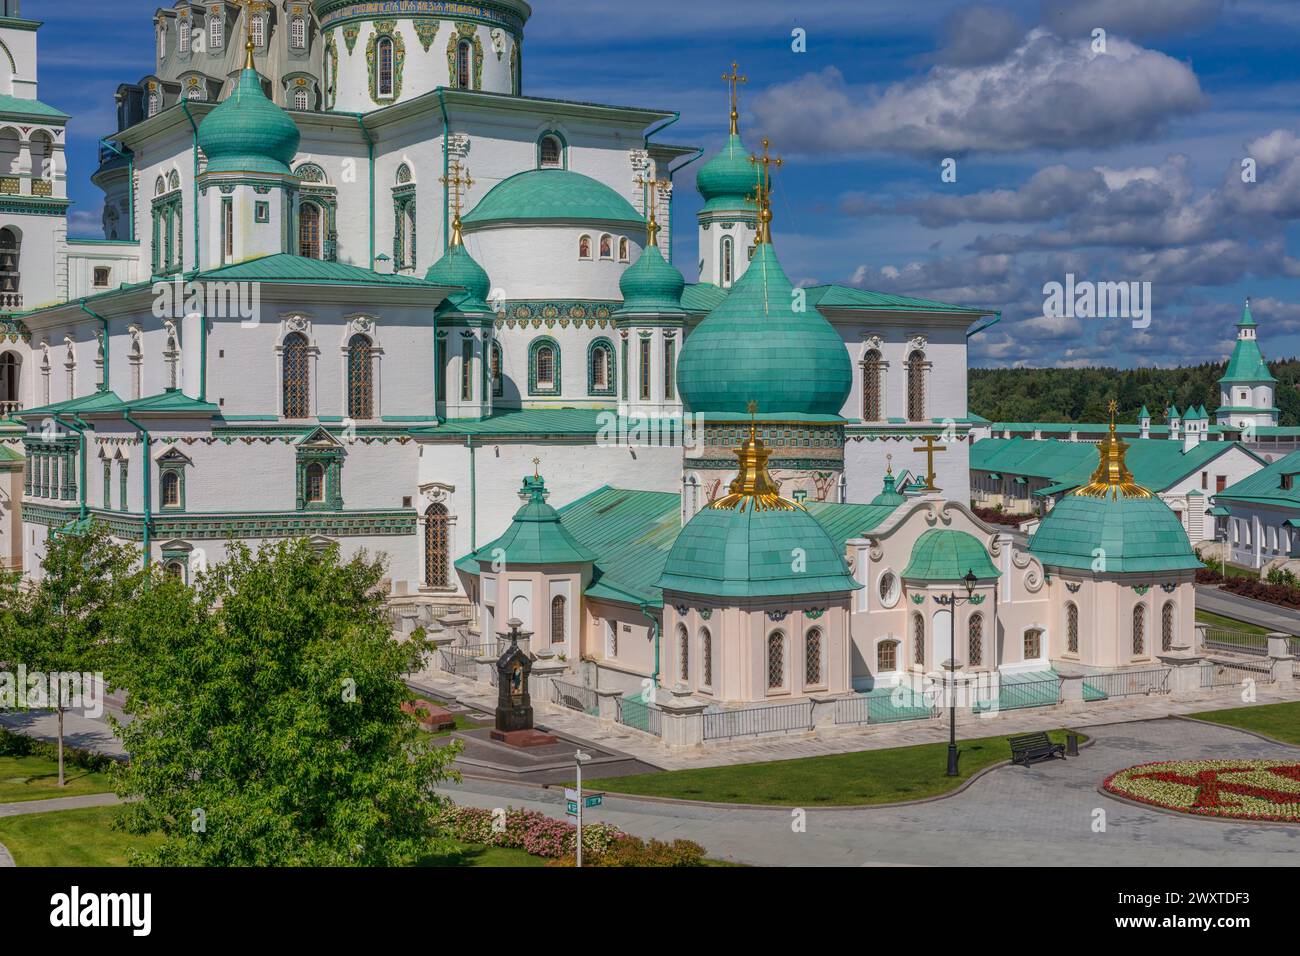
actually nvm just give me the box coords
[573,750,591,867]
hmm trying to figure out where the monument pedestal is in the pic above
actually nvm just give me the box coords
[490,728,558,748]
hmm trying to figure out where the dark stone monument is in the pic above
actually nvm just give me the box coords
[490,618,557,748]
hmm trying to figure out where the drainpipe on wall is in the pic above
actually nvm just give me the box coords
[98,139,136,242]
[78,301,109,393]
[353,113,376,269]
[436,88,450,254]
[638,601,661,688]
[52,415,89,521]
[179,101,201,271]
[466,434,476,550]
[122,411,153,567]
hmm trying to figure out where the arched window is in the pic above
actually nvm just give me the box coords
[677,624,689,682]
[178,19,190,52]
[395,163,412,185]
[299,202,323,259]
[187,85,205,101]
[168,170,181,191]
[1024,628,1042,660]
[618,237,630,262]
[862,349,883,421]
[347,334,374,420]
[1132,605,1146,656]
[539,134,562,169]
[578,235,592,260]
[165,560,185,580]
[304,462,325,503]
[290,16,307,50]
[720,236,734,287]
[1161,601,1175,652]
[209,15,223,49]
[424,503,449,588]
[907,350,926,422]
[968,613,983,666]
[164,324,180,390]
[251,15,266,48]
[913,613,925,666]
[767,631,785,690]
[551,596,567,644]
[530,339,559,395]
[700,628,712,687]
[0,228,20,301]
[805,628,823,685]
[161,471,181,508]
[0,351,20,411]
[588,339,614,395]
[293,87,310,110]
[399,204,416,269]
[878,640,897,672]
[1067,602,1079,654]
[376,37,395,97]
[282,332,311,418]
[457,39,472,89]
[147,90,160,117]
[599,234,613,260]
[490,341,503,397]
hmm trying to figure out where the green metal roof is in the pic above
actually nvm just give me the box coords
[18,389,219,420]
[680,283,729,313]
[1213,450,1300,510]
[0,444,23,462]
[462,169,644,227]
[1219,322,1276,384]
[198,253,434,287]
[868,471,908,507]
[696,132,759,205]
[469,475,598,567]
[0,93,69,120]
[902,529,1000,582]
[802,500,899,547]
[677,244,852,417]
[617,243,685,314]
[804,284,991,316]
[1028,492,1202,573]
[196,67,300,175]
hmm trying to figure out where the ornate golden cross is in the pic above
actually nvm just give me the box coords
[440,160,475,245]
[749,139,783,244]
[1107,398,1119,430]
[913,435,946,491]
[723,61,747,134]
[635,174,670,246]
[531,457,541,478]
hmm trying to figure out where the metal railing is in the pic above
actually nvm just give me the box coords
[702,700,813,740]
[1203,627,1269,657]
[551,678,598,715]
[834,690,937,725]
[615,695,663,737]
[1200,659,1274,689]
[1082,668,1172,700]
[974,675,1062,713]
[438,642,494,679]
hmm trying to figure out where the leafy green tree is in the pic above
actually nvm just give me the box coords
[109,538,459,866]
[8,524,143,785]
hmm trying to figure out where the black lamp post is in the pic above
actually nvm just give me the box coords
[936,569,980,777]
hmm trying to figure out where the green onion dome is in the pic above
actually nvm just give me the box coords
[676,244,852,416]
[470,474,596,566]
[425,239,493,314]
[696,133,759,211]
[617,241,685,314]
[197,65,300,175]
[870,470,908,508]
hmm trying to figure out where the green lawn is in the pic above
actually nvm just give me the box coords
[1195,610,1270,636]
[0,804,547,867]
[1189,700,1300,746]
[0,755,115,804]
[588,729,1081,806]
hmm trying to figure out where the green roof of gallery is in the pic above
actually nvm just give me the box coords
[462,168,644,226]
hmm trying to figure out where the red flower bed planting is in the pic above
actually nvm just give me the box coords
[1104,760,1300,822]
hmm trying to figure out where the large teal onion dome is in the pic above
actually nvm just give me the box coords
[676,243,852,416]
[696,133,759,211]
[426,234,493,314]
[658,425,859,598]
[197,62,300,175]
[1027,422,1202,574]
[462,169,643,227]
[618,236,684,313]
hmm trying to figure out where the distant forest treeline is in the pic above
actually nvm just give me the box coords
[969,359,1300,428]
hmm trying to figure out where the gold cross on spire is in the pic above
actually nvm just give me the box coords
[749,138,783,245]
[531,457,541,478]
[1107,398,1119,432]
[635,174,670,247]
[440,160,475,247]
[723,61,747,135]
[237,0,269,70]
[913,435,947,492]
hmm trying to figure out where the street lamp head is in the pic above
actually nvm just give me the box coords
[963,569,978,597]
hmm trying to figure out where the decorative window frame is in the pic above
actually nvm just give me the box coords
[276,315,319,420]
[528,336,561,396]
[324,31,338,109]
[587,337,616,397]
[490,340,504,398]
[151,174,184,275]
[156,447,191,512]
[159,540,195,584]
[446,22,484,90]
[803,627,826,690]
[876,637,900,675]
[294,426,345,511]
[367,23,405,103]
[536,129,568,170]
[392,182,417,271]
[577,234,592,261]
[340,316,383,421]
[877,568,900,608]
[765,629,789,695]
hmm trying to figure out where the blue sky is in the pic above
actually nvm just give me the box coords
[32,0,1300,369]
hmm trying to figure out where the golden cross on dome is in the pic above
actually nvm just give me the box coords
[1107,398,1119,431]
[440,160,475,246]
[749,138,783,244]
[531,457,541,478]
[237,0,270,69]
[723,61,747,135]
[913,435,946,492]
[635,174,670,247]
[886,452,893,476]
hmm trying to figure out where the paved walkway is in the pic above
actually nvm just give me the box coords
[0,793,124,868]
[439,718,1300,866]
[1198,586,1300,636]
[0,706,129,759]
[413,671,1300,771]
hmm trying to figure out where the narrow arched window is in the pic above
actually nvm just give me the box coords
[0,351,20,410]
[913,614,925,666]
[878,640,897,672]
[678,624,689,682]
[589,341,613,394]
[209,15,223,49]
[293,87,310,110]
[618,237,630,262]
[539,134,562,168]
[534,344,555,389]
[968,613,983,666]
[1067,602,1079,653]
[490,341,503,397]
[907,349,926,422]
[1024,628,1042,660]
[721,236,734,287]
[1161,601,1175,652]
[299,202,322,259]
[767,631,785,690]
[1132,605,1146,656]
[347,334,374,420]
[282,332,311,418]
[551,596,567,644]
[161,471,181,508]
[166,560,185,580]
[251,15,266,49]
[578,235,592,260]
[0,228,20,302]
[290,16,307,50]
[424,503,449,588]
[599,234,613,260]
[862,349,883,421]
[457,39,472,89]
[147,91,160,117]
[178,20,190,52]
[701,628,712,688]
[805,628,823,685]
[304,462,325,503]
[376,37,395,97]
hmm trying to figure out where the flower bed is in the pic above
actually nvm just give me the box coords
[1103,760,1300,822]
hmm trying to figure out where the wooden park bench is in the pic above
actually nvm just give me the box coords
[1008,731,1066,767]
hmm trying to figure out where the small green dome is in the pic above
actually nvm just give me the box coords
[1028,491,1202,574]
[426,242,493,314]
[617,243,684,314]
[462,169,643,227]
[871,471,908,507]
[902,529,999,582]
[197,68,300,175]
[659,505,859,599]
[696,133,759,209]
[471,474,597,566]
[677,244,852,416]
